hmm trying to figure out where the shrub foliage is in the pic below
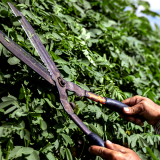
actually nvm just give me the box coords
[0,0,160,159]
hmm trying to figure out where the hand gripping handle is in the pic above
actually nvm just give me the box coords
[69,114,105,147]
[87,132,105,147]
[85,91,145,121]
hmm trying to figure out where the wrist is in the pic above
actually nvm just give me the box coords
[155,105,160,123]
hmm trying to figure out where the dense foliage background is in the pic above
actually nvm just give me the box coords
[1,0,160,159]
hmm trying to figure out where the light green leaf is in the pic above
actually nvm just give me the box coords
[0,100,15,109]
[8,146,23,159]
[40,120,47,130]
[22,147,34,155]
[46,152,55,160]
[4,105,17,114]
[26,151,40,160]
[24,129,30,140]
[61,134,73,146]
[20,130,24,139]
[0,127,3,137]
[62,65,71,74]
[54,139,59,149]
[8,57,20,65]
[89,124,103,138]
[77,82,90,91]
[65,148,73,160]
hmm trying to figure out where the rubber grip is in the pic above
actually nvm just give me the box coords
[87,132,105,147]
[106,98,128,113]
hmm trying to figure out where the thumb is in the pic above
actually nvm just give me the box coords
[123,103,144,115]
[105,141,127,153]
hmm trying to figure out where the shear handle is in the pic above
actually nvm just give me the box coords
[85,91,145,121]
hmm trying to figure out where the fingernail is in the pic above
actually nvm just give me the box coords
[106,140,112,144]
[88,147,91,153]
[124,107,129,112]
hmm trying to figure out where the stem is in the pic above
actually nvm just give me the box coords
[27,115,35,140]
[143,88,151,97]
[78,140,85,159]
[146,147,158,160]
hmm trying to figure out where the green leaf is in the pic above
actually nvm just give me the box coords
[62,65,71,74]
[46,152,55,160]
[89,124,103,138]
[8,57,20,65]
[0,100,15,109]
[22,147,34,155]
[44,98,56,108]
[2,96,16,101]
[4,105,17,114]
[26,151,40,160]
[24,129,30,140]
[65,148,73,160]
[54,139,59,149]
[130,134,138,148]
[77,82,90,91]
[13,21,21,26]
[0,127,3,137]
[20,121,25,129]
[61,134,73,146]
[8,146,23,159]
[54,58,67,64]
[40,120,47,130]
[20,130,24,139]
[60,147,65,159]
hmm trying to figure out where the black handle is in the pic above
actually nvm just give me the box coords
[106,98,129,113]
[87,132,105,147]
[69,114,105,147]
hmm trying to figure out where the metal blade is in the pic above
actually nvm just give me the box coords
[8,3,87,116]
[0,30,55,86]
[7,3,92,136]
[8,2,61,81]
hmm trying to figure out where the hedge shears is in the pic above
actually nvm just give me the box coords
[0,2,133,147]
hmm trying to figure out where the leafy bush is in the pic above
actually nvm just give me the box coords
[0,0,160,159]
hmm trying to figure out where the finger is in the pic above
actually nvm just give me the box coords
[89,144,122,159]
[123,115,136,123]
[122,115,144,126]
[135,118,143,125]
[122,95,144,106]
[123,103,144,115]
[105,141,128,153]
[119,114,123,118]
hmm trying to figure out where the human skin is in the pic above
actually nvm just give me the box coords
[89,95,160,160]
[121,95,160,126]
[89,140,141,160]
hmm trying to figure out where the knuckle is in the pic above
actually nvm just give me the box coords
[98,147,105,157]
[131,107,135,113]
[126,153,134,160]
[113,153,122,159]
[135,95,141,99]
[89,146,93,153]
[140,102,145,111]
[141,101,146,105]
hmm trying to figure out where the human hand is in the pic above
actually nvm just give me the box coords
[89,140,141,160]
[121,95,160,126]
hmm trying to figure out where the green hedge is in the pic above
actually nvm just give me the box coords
[0,0,160,159]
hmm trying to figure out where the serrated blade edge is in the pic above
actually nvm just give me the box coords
[8,2,61,81]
